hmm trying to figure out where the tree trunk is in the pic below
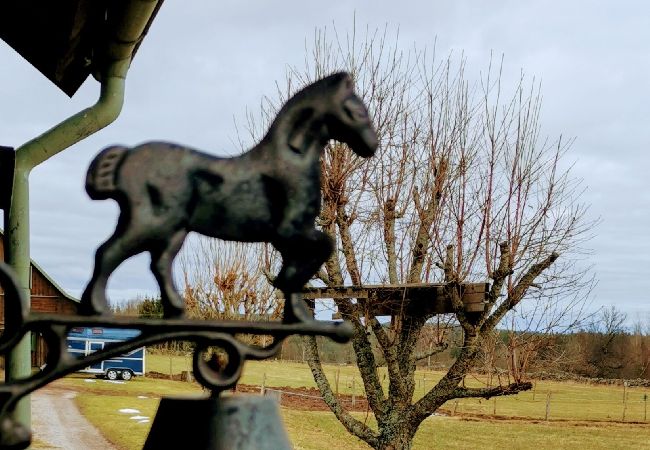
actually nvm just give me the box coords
[377,423,416,450]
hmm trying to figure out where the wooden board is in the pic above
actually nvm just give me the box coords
[302,282,489,318]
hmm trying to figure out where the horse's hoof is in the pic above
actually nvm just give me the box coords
[79,286,114,316]
[282,293,314,324]
[271,276,288,292]
[162,306,186,320]
[77,300,112,317]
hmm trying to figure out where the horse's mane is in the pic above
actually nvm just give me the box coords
[258,72,349,148]
[274,72,348,118]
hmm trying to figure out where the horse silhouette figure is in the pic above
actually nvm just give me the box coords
[81,72,378,321]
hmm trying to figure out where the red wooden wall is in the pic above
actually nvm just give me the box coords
[0,236,79,366]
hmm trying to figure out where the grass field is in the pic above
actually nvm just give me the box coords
[75,390,650,450]
[67,353,650,449]
[146,353,650,422]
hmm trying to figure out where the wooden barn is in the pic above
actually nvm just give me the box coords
[0,231,79,366]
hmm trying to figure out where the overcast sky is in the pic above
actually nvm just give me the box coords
[0,1,648,321]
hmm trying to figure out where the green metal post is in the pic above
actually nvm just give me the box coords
[3,167,31,425]
[5,74,126,429]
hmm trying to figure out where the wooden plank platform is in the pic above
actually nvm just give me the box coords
[302,282,489,318]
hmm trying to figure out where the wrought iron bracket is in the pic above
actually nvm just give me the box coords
[0,72,378,449]
[0,261,352,448]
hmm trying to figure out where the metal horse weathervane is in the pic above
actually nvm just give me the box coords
[81,71,377,321]
[0,72,377,449]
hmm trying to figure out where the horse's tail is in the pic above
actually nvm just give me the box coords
[86,145,128,200]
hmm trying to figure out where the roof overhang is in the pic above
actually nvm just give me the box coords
[0,0,163,97]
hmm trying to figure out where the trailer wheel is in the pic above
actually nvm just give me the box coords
[106,369,118,380]
[121,370,133,381]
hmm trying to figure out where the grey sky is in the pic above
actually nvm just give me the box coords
[1,1,648,318]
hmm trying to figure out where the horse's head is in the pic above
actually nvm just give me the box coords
[323,72,378,158]
[269,72,378,158]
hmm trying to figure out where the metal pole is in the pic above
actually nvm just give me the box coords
[3,170,31,427]
[5,73,126,432]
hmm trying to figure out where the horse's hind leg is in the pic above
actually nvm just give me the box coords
[273,229,333,323]
[150,229,187,318]
[80,222,144,315]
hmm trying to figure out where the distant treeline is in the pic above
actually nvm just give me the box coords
[112,298,649,380]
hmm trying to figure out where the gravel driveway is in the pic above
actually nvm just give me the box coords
[31,387,116,450]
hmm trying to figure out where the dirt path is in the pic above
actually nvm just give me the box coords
[31,387,116,450]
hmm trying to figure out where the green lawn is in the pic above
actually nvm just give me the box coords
[76,394,158,450]
[58,373,205,398]
[287,411,650,450]
[75,391,650,450]
[145,354,650,422]
[65,356,650,449]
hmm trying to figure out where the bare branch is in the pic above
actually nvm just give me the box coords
[383,197,399,283]
[482,251,560,332]
[451,382,533,400]
[370,318,405,399]
[336,204,362,285]
[488,242,512,305]
[303,336,379,447]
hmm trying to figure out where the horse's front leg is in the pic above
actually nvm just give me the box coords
[273,229,333,323]
[80,213,144,316]
[150,229,188,318]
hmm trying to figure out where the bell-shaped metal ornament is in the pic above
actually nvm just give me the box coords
[144,395,291,450]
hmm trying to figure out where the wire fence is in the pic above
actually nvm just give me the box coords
[255,369,650,423]
[146,354,650,423]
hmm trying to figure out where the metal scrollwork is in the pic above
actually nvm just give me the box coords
[0,72,378,449]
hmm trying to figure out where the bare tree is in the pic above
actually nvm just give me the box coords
[578,306,628,378]
[248,25,593,450]
[177,237,282,323]
[629,319,650,378]
[499,282,591,381]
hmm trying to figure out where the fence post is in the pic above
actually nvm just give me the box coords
[493,397,497,416]
[335,368,340,398]
[423,375,427,394]
[545,392,552,421]
[352,378,356,408]
[261,372,267,395]
[622,381,628,422]
[452,400,459,416]
[532,382,536,401]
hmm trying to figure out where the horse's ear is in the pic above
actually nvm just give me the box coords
[337,72,354,96]
[325,72,354,97]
